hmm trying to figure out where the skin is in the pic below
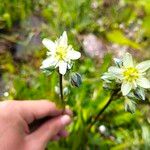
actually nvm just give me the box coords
[0,100,72,150]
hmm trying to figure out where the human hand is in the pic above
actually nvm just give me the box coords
[0,100,72,150]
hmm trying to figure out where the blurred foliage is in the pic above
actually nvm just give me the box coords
[0,0,150,149]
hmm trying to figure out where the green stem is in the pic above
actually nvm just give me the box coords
[59,73,65,109]
[87,90,118,130]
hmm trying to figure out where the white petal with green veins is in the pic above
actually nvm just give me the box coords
[137,77,150,89]
[42,38,56,52]
[136,60,150,72]
[121,82,132,96]
[123,53,134,67]
[58,61,68,75]
[67,50,81,60]
[108,66,122,74]
[40,56,57,69]
[58,31,68,46]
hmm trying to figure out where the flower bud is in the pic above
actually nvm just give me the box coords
[134,88,145,101]
[70,73,82,87]
[124,98,136,114]
[113,58,123,68]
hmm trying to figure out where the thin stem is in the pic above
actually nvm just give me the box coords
[88,90,118,130]
[59,73,65,109]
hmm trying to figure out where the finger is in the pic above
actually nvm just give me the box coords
[58,130,69,137]
[51,130,68,141]
[17,100,62,124]
[29,108,73,133]
[64,108,73,116]
[27,115,71,148]
[51,135,60,141]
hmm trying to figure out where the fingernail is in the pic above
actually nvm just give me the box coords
[61,115,71,125]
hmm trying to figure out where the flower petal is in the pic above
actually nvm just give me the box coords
[42,38,56,52]
[40,57,57,69]
[123,53,134,67]
[59,31,68,46]
[136,60,150,72]
[67,50,81,60]
[101,72,116,82]
[121,82,132,96]
[108,66,122,74]
[137,77,150,89]
[58,61,68,75]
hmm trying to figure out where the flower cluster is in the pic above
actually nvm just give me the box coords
[40,31,150,113]
[41,31,81,75]
[102,53,150,112]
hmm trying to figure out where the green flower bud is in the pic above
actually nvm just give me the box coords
[134,87,145,101]
[70,73,82,87]
[113,58,123,68]
[124,98,136,114]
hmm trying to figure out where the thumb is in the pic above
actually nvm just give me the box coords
[26,115,71,149]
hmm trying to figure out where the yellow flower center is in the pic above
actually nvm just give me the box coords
[123,67,139,82]
[55,46,67,60]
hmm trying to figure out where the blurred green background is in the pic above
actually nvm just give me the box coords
[0,0,150,149]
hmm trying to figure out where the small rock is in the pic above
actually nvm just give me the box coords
[81,34,108,59]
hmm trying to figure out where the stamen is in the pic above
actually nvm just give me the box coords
[123,67,139,82]
[55,46,67,60]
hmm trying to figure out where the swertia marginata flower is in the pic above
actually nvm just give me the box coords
[102,53,150,97]
[41,31,81,75]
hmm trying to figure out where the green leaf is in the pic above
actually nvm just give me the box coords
[141,125,150,148]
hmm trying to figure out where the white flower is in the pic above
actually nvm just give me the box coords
[108,53,150,96]
[41,31,81,75]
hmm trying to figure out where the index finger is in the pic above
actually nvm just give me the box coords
[17,100,62,124]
